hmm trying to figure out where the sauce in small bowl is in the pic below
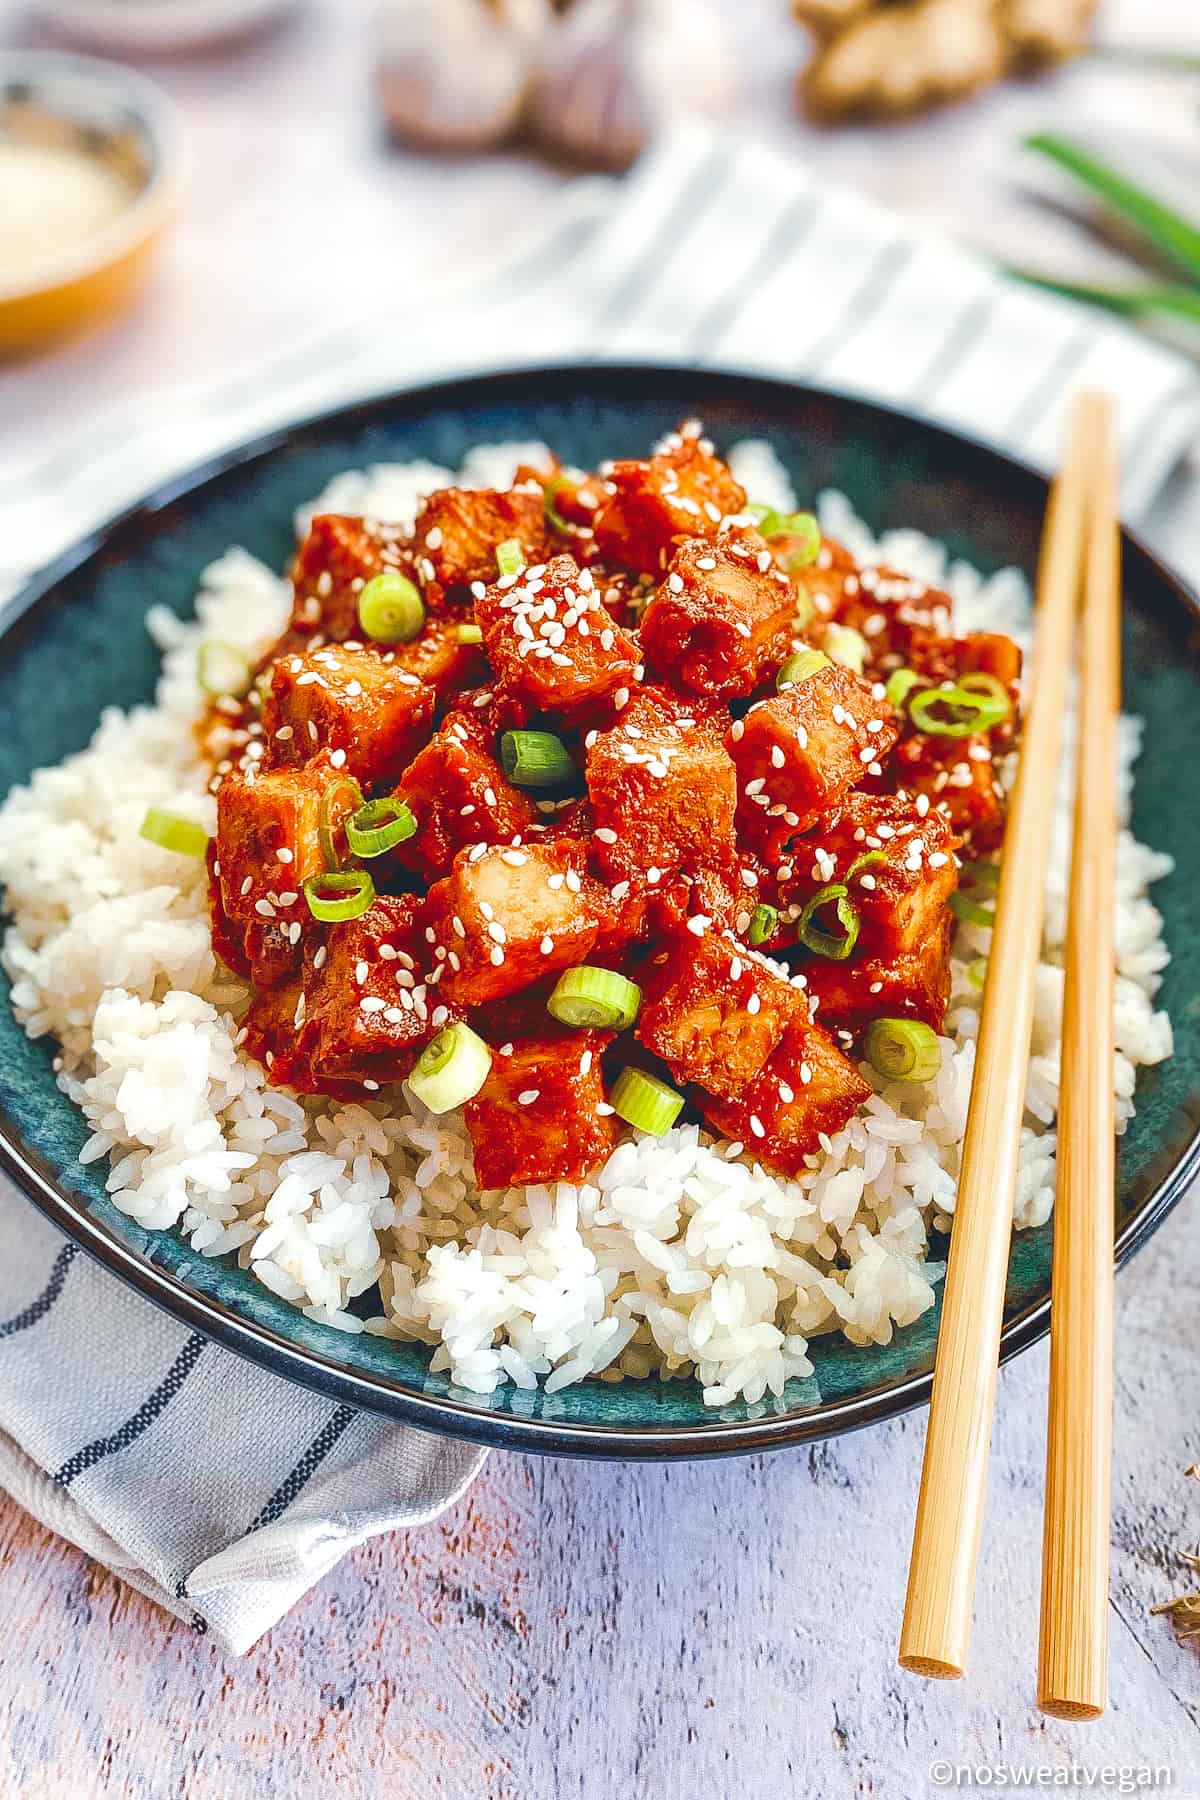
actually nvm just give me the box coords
[0,52,180,354]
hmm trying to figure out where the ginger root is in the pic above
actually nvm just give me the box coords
[796,0,1098,122]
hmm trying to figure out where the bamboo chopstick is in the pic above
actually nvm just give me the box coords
[1038,400,1119,1721]
[898,391,1105,1682]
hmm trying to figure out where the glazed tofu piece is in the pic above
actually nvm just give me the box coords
[637,925,806,1098]
[388,615,488,707]
[464,1032,620,1189]
[804,915,953,1038]
[798,536,861,625]
[727,660,898,848]
[585,694,738,886]
[214,766,325,985]
[476,553,640,716]
[888,733,1006,851]
[265,644,433,788]
[701,1017,871,1175]
[427,840,623,1007]
[639,533,798,699]
[290,514,411,641]
[788,791,960,958]
[592,423,746,573]
[241,981,323,1095]
[302,895,444,1089]
[412,486,547,592]
[834,563,955,670]
[392,716,538,880]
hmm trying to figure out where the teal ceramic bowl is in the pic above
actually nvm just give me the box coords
[1,365,1198,1459]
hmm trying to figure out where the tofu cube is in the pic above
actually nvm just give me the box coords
[413,487,547,592]
[637,925,806,1098]
[388,614,488,706]
[290,514,411,641]
[476,553,640,716]
[586,696,738,886]
[701,1018,871,1176]
[428,841,622,1007]
[794,536,860,626]
[727,661,898,847]
[834,563,955,670]
[303,895,444,1088]
[592,426,746,573]
[640,532,798,699]
[214,766,325,985]
[888,733,1006,852]
[392,717,537,880]
[241,981,324,1095]
[265,644,434,788]
[464,1032,620,1189]
[804,915,953,1038]
[787,791,960,959]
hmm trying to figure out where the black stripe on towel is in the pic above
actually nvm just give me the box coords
[0,1243,78,1340]
[796,238,918,377]
[902,288,999,409]
[247,1404,357,1533]
[53,1332,207,1488]
[173,1575,209,1635]
[1002,323,1096,445]
[593,139,733,335]
[689,190,825,360]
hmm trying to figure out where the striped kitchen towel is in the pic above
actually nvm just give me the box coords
[1,123,1198,1656]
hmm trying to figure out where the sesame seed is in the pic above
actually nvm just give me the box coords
[800,1063,813,1085]
[360,997,385,1014]
[749,1114,765,1138]
[595,827,618,845]
[254,899,276,919]
[355,959,369,984]
[729,719,744,743]
[686,914,710,937]
[240,876,253,897]
[489,946,505,966]
[518,1089,540,1105]
[275,847,294,864]
[746,993,761,1015]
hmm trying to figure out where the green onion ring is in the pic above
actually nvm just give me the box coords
[908,682,1009,737]
[139,808,209,858]
[797,882,860,961]
[777,648,830,691]
[302,869,376,923]
[499,729,574,788]
[344,797,418,859]
[318,775,364,871]
[609,1067,685,1136]
[823,623,867,676]
[747,903,778,946]
[357,571,425,645]
[885,667,920,710]
[456,623,484,645]
[197,641,252,699]
[548,966,641,1030]
[865,1018,941,1084]
[408,1023,493,1114]
[495,538,525,580]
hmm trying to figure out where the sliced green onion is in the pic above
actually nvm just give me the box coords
[777,648,830,691]
[344,797,417,858]
[197,640,252,699]
[409,1023,493,1115]
[495,538,524,580]
[847,849,886,882]
[966,957,988,990]
[792,583,815,630]
[610,1067,685,1136]
[548,966,641,1030]
[544,476,588,538]
[961,858,1000,892]
[139,808,209,858]
[824,623,867,675]
[357,571,424,644]
[456,622,483,645]
[1022,132,1200,289]
[949,890,995,929]
[499,729,573,788]
[319,775,364,871]
[797,883,860,961]
[302,869,375,923]
[747,506,821,564]
[908,683,1009,738]
[885,667,920,710]
[747,903,778,946]
[958,671,1013,718]
[865,1018,941,1084]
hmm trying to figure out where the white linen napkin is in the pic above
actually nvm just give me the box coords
[2,124,1198,1656]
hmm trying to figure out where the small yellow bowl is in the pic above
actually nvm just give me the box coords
[0,52,181,357]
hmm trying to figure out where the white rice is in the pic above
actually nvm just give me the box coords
[0,442,1175,1410]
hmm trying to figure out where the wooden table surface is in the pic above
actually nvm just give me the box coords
[1,2,1199,1793]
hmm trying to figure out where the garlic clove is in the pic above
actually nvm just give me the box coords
[375,0,552,152]
[531,0,737,172]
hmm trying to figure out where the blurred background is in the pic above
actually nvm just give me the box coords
[1,0,1198,476]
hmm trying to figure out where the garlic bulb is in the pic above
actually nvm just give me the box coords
[375,0,552,152]
[531,0,736,171]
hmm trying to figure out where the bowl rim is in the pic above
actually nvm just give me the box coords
[1,358,1198,1461]
[0,49,182,304]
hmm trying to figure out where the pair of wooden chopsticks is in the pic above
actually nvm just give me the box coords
[898,390,1121,1719]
